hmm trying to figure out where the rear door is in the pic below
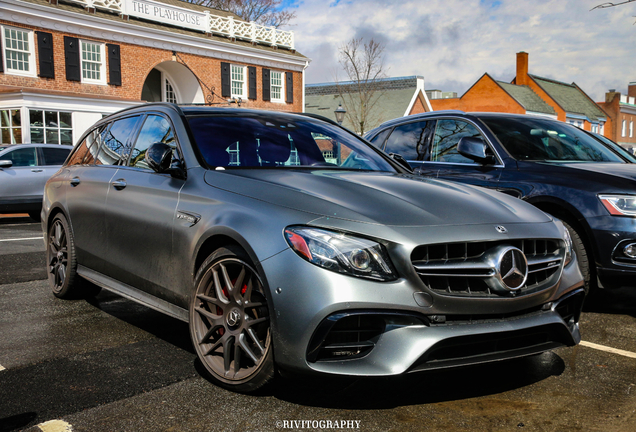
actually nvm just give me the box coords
[0,146,48,209]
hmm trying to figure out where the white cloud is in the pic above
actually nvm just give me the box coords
[285,0,636,100]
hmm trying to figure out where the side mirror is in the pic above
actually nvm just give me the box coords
[457,137,495,165]
[389,152,413,172]
[145,143,174,173]
[0,160,13,169]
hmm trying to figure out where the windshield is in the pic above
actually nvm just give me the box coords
[479,116,624,163]
[186,114,396,172]
[587,132,636,163]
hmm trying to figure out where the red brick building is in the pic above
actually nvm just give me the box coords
[430,52,607,134]
[598,83,636,151]
[0,0,308,145]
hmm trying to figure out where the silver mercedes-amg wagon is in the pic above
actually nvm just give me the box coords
[43,103,585,392]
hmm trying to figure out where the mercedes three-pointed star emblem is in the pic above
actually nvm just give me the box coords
[497,247,528,291]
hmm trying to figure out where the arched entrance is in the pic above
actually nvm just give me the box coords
[141,61,204,104]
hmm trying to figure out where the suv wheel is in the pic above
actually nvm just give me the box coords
[563,220,593,295]
[190,246,274,393]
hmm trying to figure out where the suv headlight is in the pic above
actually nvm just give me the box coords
[599,194,636,217]
[284,227,397,281]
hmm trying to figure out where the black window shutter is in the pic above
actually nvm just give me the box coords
[286,72,293,104]
[248,66,256,100]
[221,62,230,98]
[262,68,270,102]
[0,36,4,72]
[64,36,80,82]
[36,32,55,78]
[106,44,121,86]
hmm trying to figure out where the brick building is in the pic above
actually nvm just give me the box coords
[598,83,636,151]
[0,0,308,145]
[430,52,607,134]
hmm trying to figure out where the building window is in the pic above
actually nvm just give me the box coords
[231,65,246,98]
[165,79,177,103]
[623,120,627,138]
[0,109,22,144]
[81,40,105,84]
[591,124,598,134]
[600,123,604,135]
[228,142,240,166]
[271,71,284,102]
[2,26,35,76]
[29,110,73,145]
[631,121,634,138]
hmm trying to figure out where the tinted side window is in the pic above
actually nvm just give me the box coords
[3,147,37,167]
[431,119,482,164]
[385,121,432,161]
[42,147,71,165]
[97,116,140,166]
[369,128,391,149]
[129,115,176,170]
[66,139,89,166]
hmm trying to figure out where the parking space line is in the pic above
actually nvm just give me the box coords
[580,341,636,359]
[0,236,44,242]
[37,420,73,432]
[0,364,5,371]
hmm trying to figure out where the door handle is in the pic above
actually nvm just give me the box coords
[70,177,80,186]
[111,179,127,190]
[31,169,43,173]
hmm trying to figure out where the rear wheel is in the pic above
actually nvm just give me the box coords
[190,246,274,393]
[47,214,100,299]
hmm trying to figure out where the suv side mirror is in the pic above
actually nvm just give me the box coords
[0,160,12,169]
[389,153,413,172]
[458,137,495,165]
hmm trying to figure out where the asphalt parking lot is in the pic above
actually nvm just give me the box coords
[1,216,635,432]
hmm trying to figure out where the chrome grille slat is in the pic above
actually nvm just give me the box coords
[412,239,563,298]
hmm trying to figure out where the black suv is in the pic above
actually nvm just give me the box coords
[366,111,636,293]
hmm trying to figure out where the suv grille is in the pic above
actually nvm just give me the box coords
[412,239,563,298]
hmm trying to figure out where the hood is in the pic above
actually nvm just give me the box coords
[204,169,552,227]
[556,162,636,182]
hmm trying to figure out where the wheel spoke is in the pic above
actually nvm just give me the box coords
[203,336,224,356]
[223,336,234,375]
[238,332,260,364]
[232,267,246,303]
[244,301,264,309]
[212,269,229,304]
[243,274,253,303]
[246,316,268,328]
[194,305,222,323]
[233,336,243,376]
[246,328,265,354]
[197,293,224,308]
[220,263,234,298]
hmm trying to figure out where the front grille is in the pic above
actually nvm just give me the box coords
[309,315,385,362]
[412,239,563,298]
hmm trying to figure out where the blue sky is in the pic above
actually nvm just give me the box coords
[280,0,635,100]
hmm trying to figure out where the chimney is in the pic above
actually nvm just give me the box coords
[629,82,636,98]
[516,52,529,86]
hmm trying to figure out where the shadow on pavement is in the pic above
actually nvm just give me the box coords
[0,215,36,225]
[0,413,37,432]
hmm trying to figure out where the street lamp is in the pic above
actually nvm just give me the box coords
[334,103,346,126]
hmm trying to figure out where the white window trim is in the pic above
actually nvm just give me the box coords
[1,25,36,78]
[163,73,180,104]
[630,121,634,138]
[230,64,246,99]
[622,120,627,138]
[270,70,285,103]
[80,40,107,85]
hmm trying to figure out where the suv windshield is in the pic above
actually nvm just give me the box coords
[479,116,624,163]
[186,115,396,172]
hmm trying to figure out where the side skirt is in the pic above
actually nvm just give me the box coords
[78,265,189,323]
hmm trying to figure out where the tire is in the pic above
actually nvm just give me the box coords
[190,246,274,393]
[562,220,594,295]
[47,214,100,299]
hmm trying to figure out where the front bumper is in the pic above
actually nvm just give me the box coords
[589,214,636,288]
[262,244,584,376]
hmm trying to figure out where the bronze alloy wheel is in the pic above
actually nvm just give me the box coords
[190,247,274,392]
[48,217,69,295]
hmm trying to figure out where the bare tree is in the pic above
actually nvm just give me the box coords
[185,0,295,28]
[336,38,388,135]
[591,0,635,23]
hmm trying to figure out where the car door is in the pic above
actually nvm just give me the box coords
[381,120,435,174]
[0,146,50,209]
[65,117,140,273]
[103,113,184,301]
[424,118,504,190]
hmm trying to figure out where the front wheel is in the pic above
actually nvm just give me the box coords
[190,246,274,393]
[563,220,594,295]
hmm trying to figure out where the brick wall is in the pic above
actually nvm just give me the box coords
[0,19,303,112]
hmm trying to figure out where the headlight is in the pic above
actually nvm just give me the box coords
[599,194,636,217]
[284,227,397,281]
